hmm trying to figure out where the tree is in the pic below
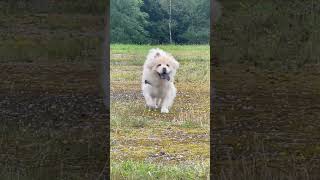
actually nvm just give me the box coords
[159,0,210,44]
[110,0,149,43]
[110,0,210,44]
[168,0,172,44]
[141,0,169,44]
[180,0,210,44]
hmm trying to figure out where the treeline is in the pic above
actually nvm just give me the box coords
[111,0,210,44]
[2,0,209,44]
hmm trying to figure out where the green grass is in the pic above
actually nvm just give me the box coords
[111,160,209,180]
[110,44,210,179]
[110,44,209,65]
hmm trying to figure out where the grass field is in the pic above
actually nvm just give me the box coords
[110,44,210,179]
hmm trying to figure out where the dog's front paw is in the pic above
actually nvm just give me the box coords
[161,107,169,113]
[146,104,157,110]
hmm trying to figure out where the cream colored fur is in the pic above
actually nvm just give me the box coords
[141,48,179,113]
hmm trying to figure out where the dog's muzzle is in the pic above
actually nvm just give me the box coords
[159,72,170,81]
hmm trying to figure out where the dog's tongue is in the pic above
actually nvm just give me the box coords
[160,74,170,81]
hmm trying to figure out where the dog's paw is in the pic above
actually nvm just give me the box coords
[146,104,157,110]
[161,107,169,113]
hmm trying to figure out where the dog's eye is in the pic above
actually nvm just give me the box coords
[166,64,169,67]
[157,64,161,67]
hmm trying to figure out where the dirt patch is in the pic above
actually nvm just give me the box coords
[111,90,142,102]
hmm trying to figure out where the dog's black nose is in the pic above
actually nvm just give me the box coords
[162,68,167,73]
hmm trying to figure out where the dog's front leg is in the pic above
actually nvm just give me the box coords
[160,89,176,113]
[144,94,157,109]
[142,85,157,109]
[160,97,172,113]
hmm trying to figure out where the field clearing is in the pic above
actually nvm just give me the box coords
[110,44,210,179]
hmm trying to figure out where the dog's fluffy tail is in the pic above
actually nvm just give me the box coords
[146,48,167,61]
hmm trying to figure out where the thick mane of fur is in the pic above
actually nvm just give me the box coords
[146,48,167,63]
[144,48,179,70]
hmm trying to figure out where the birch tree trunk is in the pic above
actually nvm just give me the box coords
[169,0,172,44]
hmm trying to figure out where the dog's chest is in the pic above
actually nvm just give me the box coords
[151,83,169,97]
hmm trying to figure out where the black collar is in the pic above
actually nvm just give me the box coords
[144,80,152,86]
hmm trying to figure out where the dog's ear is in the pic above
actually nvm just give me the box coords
[145,60,155,70]
[154,52,160,59]
[171,58,180,70]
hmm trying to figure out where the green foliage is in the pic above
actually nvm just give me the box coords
[110,0,210,44]
[179,0,210,44]
[110,0,149,44]
[141,0,169,44]
[180,28,209,44]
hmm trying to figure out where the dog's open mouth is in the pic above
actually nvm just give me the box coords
[158,73,170,81]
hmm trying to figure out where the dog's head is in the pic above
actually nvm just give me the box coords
[147,51,179,81]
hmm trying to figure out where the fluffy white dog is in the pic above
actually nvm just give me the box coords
[141,48,179,113]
